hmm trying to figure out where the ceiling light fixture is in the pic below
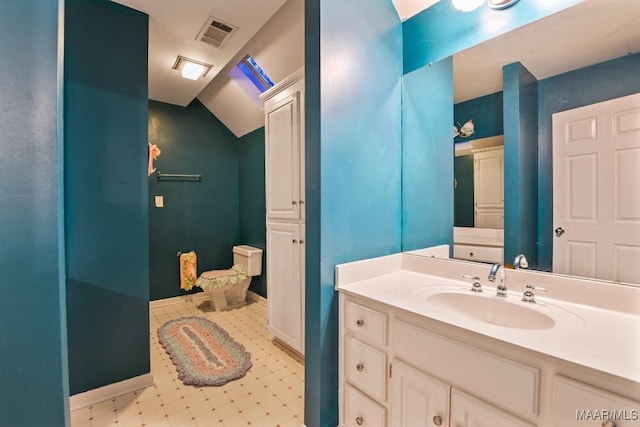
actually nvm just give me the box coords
[172,56,213,81]
[452,0,520,12]
[487,0,520,9]
[452,0,484,12]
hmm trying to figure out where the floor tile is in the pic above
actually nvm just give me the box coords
[71,300,304,427]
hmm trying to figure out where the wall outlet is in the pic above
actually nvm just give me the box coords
[155,196,164,208]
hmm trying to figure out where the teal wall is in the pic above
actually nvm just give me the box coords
[503,62,538,268]
[303,1,588,425]
[65,0,150,394]
[454,92,503,143]
[148,100,240,301]
[403,0,582,74]
[0,1,69,425]
[402,58,454,251]
[238,127,267,298]
[537,52,640,270]
[306,0,402,425]
[454,154,474,227]
[453,92,503,228]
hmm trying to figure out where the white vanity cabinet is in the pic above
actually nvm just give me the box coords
[261,68,305,355]
[390,359,449,427]
[339,294,535,427]
[337,252,640,427]
[338,292,640,427]
[341,299,389,427]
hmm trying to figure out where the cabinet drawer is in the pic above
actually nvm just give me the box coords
[453,244,503,263]
[451,389,535,427]
[345,300,387,347]
[553,376,640,426]
[393,319,539,416]
[344,383,386,427]
[345,336,387,402]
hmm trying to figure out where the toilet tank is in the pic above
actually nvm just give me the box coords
[233,245,263,276]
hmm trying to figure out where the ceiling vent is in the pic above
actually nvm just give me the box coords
[197,17,238,48]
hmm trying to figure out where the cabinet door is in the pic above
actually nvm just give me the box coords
[474,148,504,209]
[391,359,449,427]
[553,376,640,426]
[266,222,303,354]
[450,389,535,427]
[265,92,301,220]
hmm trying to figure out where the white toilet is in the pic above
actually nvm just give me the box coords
[195,245,263,311]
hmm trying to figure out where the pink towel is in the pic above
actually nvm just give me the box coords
[180,252,197,291]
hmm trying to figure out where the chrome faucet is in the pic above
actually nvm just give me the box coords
[489,263,508,297]
[513,254,529,269]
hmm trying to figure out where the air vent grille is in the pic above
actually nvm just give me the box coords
[197,17,238,48]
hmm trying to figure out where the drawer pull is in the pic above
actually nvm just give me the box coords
[433,415,443,426]
[356,363,365,372]
[356,319,364,327]
[602,421,617,427]
[356,416,364,425]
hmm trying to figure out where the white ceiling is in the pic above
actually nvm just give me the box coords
[453,0,640,102]
[391,0,440,21]
[111,0,288,106]
[108,0,640,135]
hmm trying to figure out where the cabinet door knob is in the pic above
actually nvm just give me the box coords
[292,239,298,243]
[356,363,365,372]
[433,415,443,426]
[356,319,364,327]
[356,416,364,425]
[299,200,304,205]
[292,200,298,205]
[602,421,617,427]
[299,239,304,244]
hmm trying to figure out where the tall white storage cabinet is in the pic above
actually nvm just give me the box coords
[261,69,305,355]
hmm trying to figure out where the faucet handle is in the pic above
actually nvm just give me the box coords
[522,285,547,303]
[462,275,483,293]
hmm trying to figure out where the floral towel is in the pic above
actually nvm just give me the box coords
[180,251,197,291]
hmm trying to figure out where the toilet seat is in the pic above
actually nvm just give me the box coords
[196,264,247,291]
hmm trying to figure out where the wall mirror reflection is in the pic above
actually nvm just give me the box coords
[448,0,640,285]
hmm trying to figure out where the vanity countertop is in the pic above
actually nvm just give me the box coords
[335,251,640,384]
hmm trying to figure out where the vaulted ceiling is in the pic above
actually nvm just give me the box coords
[110,0,640,136]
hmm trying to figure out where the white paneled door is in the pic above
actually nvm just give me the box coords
[265,91,301,220]
[266,221,304,354]
[553,93,640,284]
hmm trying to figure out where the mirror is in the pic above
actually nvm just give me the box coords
[440,1,640,284]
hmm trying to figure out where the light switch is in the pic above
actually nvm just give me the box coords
[155,196,164,208]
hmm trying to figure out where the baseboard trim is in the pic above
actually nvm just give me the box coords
[149,292,209,308]
[69,373,154,411]
[247,290,267,307]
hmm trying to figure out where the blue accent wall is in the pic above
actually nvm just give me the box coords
[454,92,503,143]
[537,53,640,270]
[403,0,583,74]
[238,127,267,297]
[402,58,454,251]
[503,62,538,268]
[148,99,240,301]
[454,154,475,227]
[0,1,69,425]
[65,0,150,394]
[305,0,402,425]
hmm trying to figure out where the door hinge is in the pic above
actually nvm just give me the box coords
[389,362,392,378]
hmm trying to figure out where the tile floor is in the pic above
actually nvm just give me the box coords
[71,299,305,427]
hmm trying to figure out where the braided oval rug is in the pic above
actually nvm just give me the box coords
[158,316,252,386]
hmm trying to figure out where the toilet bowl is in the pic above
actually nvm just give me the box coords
[195,245,263,311]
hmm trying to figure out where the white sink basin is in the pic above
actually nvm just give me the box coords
[426,291,555,330]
